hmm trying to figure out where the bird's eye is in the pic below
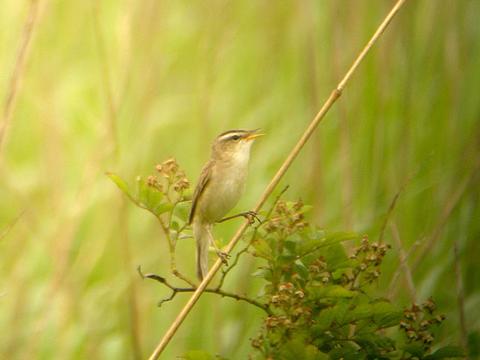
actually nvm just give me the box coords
[231,135,241,141]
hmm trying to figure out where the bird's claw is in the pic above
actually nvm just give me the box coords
[216,251,230,265]
[243,210,261,225]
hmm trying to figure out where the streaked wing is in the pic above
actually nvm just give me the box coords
[189,160,214,224]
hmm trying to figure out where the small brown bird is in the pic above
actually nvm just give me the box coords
[189,129,263,280]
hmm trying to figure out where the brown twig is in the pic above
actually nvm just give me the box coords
[378,178,411,244]
[148,1,408,358]
[137,267,272,315]
[0,0,42,157]
[387,222,416,303]
[378,190,401,244]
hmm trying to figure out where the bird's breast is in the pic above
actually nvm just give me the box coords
[200,159,248,222]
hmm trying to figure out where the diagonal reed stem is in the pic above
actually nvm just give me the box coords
[148,1,408,358]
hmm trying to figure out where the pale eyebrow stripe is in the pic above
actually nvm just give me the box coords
[217,130,247,141]
[218,129,247,137]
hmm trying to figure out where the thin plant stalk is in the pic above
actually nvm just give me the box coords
[0,0,42,158]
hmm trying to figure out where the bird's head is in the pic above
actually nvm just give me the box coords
[211,129,263,162]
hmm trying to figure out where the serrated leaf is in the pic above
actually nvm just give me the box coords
[371,301,402,327]
[316,302,350,328]
[106,172,133,199]
[423,346,465,359]
[314,307,336,332]
[354,333,396,355]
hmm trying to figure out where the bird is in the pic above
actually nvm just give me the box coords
[189,129,263,280]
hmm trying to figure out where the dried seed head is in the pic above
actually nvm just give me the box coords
[147,175,158,187]
[295,290,305,299]
[420,320,430,329]
[173,178,190,191]
[406,330,417,340]
[278,282,294,293]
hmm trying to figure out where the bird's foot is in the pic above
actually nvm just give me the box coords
[218,211,262,225]
[242,210,262,225]
[216,250,230,265]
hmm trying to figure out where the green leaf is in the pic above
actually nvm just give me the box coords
[298,230,358,258]
[468,331,480,358]
[309,285,357,300]
[347,302,376,322]
[136,177,171,215]
[279,336,327,360]
[423,346,465,359]
[183,350,215,360]
[106,172,133,199]
[284,239,297,254]
[314,307,336,332]
[171,200,191,222]
[329,343,365,360]
[354,333,395,355]
[371,301,402,328]
[314,301,350,331]
[294,259,309,280]
[251,268,269,278]
[403,342,425,358]
[251,238,272,260]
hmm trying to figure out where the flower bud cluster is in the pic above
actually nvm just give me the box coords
[349,236,391,284]
[308,258,332,284]
[266,282,312,331]
[264,200,308,235]
[146,158,190,198]
[400,298,446,348]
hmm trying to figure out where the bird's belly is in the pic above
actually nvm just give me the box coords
[201,174,245,222]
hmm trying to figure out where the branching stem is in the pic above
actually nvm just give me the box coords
[138,267,272,315]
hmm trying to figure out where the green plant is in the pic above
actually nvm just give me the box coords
[108,162,463,360]
[247,200,462,359]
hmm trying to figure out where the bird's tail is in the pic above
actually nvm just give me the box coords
[193,221,210,280]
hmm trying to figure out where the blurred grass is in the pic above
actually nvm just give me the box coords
[1,0,479,358]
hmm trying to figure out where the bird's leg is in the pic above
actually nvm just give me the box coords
[206,226,230,265]
[217,211,261,225]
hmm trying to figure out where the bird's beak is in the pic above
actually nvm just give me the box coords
[244,129,264,141]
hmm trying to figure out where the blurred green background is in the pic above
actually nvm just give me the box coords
[1,0,479,358]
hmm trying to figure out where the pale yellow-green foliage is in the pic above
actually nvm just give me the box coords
[0,1,479,359]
